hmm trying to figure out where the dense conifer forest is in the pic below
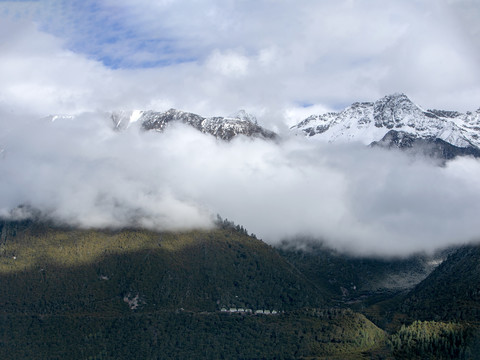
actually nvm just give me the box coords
[1,219,479,359]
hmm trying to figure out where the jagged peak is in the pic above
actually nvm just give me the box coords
[383,92,409,99]
[136,108,276,141]
[373,93,416,108]
[164,108,187,115]
[291,93,480,154]
[349,101,373,108]
[145,108,194,118]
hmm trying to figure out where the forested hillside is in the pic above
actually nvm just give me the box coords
[1,219,480,359]
[0,219,388,359]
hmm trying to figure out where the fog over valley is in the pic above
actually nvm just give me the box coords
[2,111,480,256]
[1,0,479,257]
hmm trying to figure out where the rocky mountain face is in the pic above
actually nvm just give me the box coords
[111,108,277,141]
[291,93,480,158]
[371,130,480,160]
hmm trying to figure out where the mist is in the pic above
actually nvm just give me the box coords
[1,112,480,256]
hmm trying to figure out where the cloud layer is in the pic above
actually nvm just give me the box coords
[0,0,479,121]
[2,113,480,256]
[0,1,480,256]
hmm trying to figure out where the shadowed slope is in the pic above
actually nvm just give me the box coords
[0,220,323,314]
[0,220,390,359]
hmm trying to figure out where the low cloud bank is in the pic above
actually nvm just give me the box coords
[1,112,480,256]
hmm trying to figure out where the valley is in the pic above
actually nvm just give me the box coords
[1,218,479,359]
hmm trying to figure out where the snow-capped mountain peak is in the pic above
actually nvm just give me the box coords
[42,108,277,141]
[131,108,276,141]
[291,94,480,156]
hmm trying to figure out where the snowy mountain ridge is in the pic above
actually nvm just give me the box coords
[110,108,276,141]
[291,93,480,151]
[41,94,480,159]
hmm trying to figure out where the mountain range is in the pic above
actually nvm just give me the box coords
[291,93,480,159]
[115,94,480,160]
[46,93,480,160]
[109,108,277,141]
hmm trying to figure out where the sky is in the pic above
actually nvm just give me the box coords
[0,0,479,123]
[1,0,480,256]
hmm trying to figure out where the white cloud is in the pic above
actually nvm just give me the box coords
[1,0,479,117]
[283,104,333,128]
[1,113,480,256]
[0,0,480,257]
[206,50,249,78]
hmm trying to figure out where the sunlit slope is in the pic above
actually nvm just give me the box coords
[0,220,324,314]
[0,220,391,359]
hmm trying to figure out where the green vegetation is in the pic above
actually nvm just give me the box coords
[0,220,389,359]
[277,240,480,358]
[0,220,323,315]
[400,246,480,323]
[277,239,436,302]
[389,320,477,359]
[0,309,387,360]
[1,220,480,359]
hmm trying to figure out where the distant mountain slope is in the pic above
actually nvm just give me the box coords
[291,93,480,158]
[111,108,278,141]
[277,240,446,304]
